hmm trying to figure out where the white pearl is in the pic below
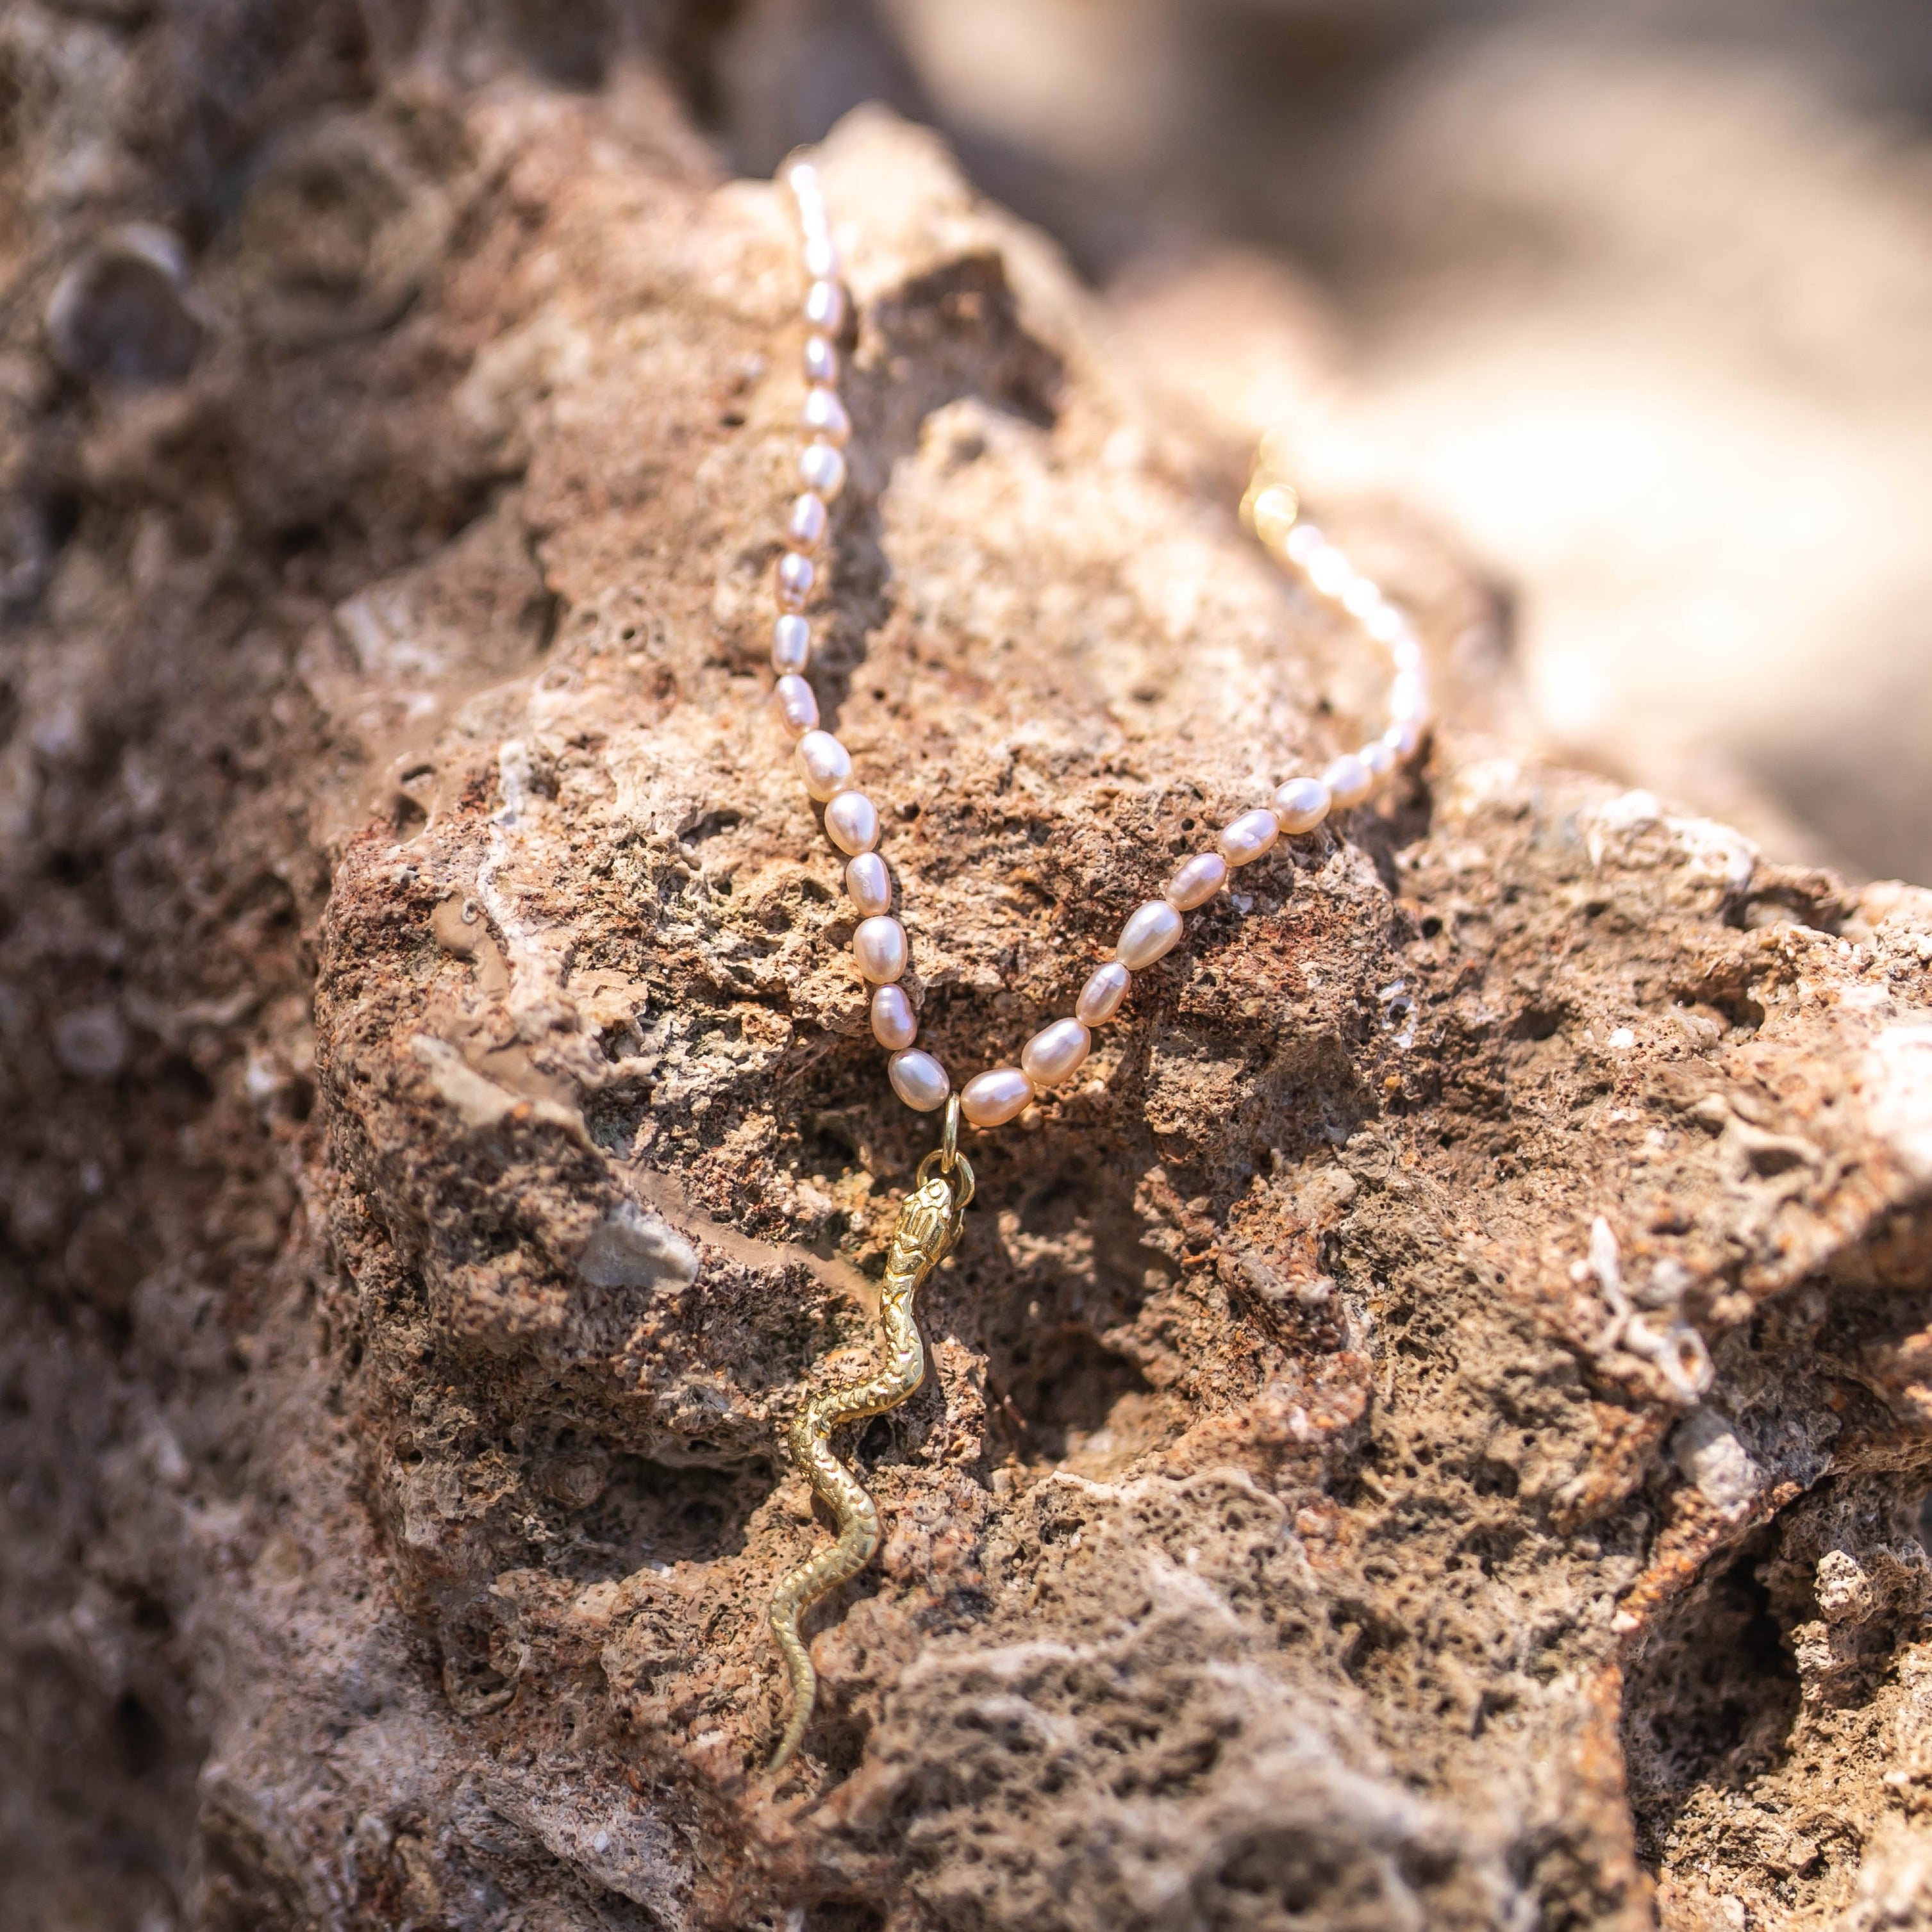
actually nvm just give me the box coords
[803,234,839,281]
[853,914,908,983]
[960,1067,1033,1128]
[803,335,838,385]
[871,983,917,1050]
[804,279,845,335]
[1390,635,1424,674]
[845,851,891,915]
[1115,899,1183,969]
[1020,1019,1090,1087]
[1165,851,1228,910]
[799,441,846,499]
[1218,808,1279,867]
[774,674,819,736]
[1272,777,1331,834]
[785,160,822,201]
[803,385,850,446]
[787,492,828,549]
[824,788,879,855]
[1285,522,1324,566]
[772,613,811,674]
[1383,718,1422,760]
[888,1049,949,1112]
[1308,545,1352,598]
[1343,576,1382,619]
[776,551,815,610]
[1360,739,1395,781]
[1390,669,1429,723]
[1367,605,1404,645]
[795,729,851,800]
[1323,753,1373,808]
[1076,962,1129,1025]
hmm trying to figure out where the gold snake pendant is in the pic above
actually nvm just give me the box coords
[768,1115,974,1770]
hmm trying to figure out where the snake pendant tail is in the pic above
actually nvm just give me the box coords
[768,1149,970,1770]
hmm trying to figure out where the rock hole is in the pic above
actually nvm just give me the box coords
[997,1328,1155,1470]
[1619,1533,1800,1867]
[560,1454,772,1579]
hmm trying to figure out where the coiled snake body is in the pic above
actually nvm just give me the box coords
[768,1151,970,1769]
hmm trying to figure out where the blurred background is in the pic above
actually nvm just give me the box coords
[684,0,1932,885]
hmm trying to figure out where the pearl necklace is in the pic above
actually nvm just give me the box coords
[771,159,1431,1137]
[760,156,1432,1770]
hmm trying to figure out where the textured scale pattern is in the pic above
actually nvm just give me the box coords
[768,1168,963,1769]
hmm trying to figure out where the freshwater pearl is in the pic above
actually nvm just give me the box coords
[803,385,851,445]
[772,612,811,674]
[803,233,839,281]
[1391,634,1424,674]
[1285,522,1324,566]
[804,279,845,335]
[888,1049,949,1112]
[1115,900,1183,969]
[845,851,892,915]
[1272,777,1331,834]
[774,674,819,736]
[824,788,879,855]
[960,1067,1034,1128]
[1360,739,1396,782]
[1323,753,1373,809]
[1165,851,1228,910]
[871,983,917,1050]
[1075,962,1129,1024]
[803,335,838,385]
[1219,808,1279,867]
[787,492,828,549]
[1383,718,1422,760]
[776,550,816,610]
[795,729,851,800]
[1308,545,1353,599]
[1390,669,1429,722]
[1020,1019,1090,1087]
[853,915,908,983]
[1344,576,1383,619]
[1367,605,1404,645]
[799,441,846,499]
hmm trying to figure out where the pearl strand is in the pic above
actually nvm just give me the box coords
[770,160,1432,1134]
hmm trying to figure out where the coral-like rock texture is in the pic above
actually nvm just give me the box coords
[4,11,1932,1931]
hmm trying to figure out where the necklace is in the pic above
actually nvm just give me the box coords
[762,156,1431,1770]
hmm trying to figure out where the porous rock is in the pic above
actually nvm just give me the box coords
[3,15,1932,1932]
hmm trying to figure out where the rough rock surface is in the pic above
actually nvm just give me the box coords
[4,12,1932,1932]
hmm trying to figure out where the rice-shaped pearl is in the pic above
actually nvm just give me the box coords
[774,674,819,736]
[772,613,811,674]
[803,233,839,280]
[1360,739,1395,782]
[1115,900,1183,969]
[1219,808,1279,867]
[1272,776,1331,834]
[804,279,845,335]
[1020,1019,1090,1088]
[1308,545,1352,598]
[795,729,851,800]
[1343,576,1382,619]
[889,1049,949,1111]
[1075,962,1130,1025]
[776,551,816,611]
[1323,753,1373,809]
[871,984,917,1050]
[1165,851,1228,910]
[824,788,879,856]
[799,441,846,499]
[788,492,828,549]
[960,1067,1034,1128]
[1367,605,1404,645]
[853,915,908,983]
[802,386,850,446]
[845,851,892,916]
[803,335,838,385]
